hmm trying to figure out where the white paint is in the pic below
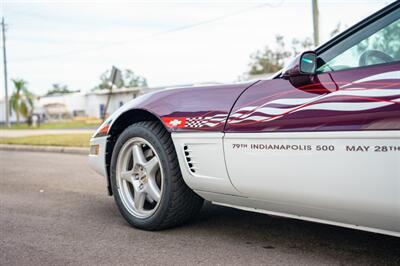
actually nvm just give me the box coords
[266,96,322,106]
[89,127,400,236]
[224,131,400,235]
[171,132,239,195]
[168,119,183,127]
[300,101,391,111]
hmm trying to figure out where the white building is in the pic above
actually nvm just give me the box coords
[0,87,142,124]
[38,87,143,120]
[0,82,221,124]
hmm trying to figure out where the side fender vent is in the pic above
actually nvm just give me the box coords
[183,145,198,174]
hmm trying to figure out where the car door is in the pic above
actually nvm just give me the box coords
[223,5,400,233]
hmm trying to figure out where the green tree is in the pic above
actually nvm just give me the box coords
[290,37,314,56]
[247,35,313,76]
[10,79,34,125]
[46,83,73,95]
[92,68,147,120]
[93,68,147,91]
[123,69,148,87]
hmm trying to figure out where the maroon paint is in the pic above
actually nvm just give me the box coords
[130,82,258,131]
[225,63,400,132]
[128,64,399,133]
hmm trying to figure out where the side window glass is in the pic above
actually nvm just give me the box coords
[317,18,399,72]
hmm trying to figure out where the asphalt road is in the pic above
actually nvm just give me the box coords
[1,150,399,266]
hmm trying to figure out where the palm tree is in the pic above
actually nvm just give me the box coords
[10,79,34,125]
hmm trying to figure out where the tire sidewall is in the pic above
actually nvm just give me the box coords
[110,123,173,229]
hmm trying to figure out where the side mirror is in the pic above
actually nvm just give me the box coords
[282,51,317,78]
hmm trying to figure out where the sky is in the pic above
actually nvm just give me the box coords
[0,0,396,97]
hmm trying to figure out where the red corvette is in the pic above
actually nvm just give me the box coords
[89,2,400,236]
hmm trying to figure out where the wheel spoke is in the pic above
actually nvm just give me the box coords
[146,177,161,202]
[120,170,133,183]
[134,190,146,210]
[132,144,146,166]
[145,156,159,176]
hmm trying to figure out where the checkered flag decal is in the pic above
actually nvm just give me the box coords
[186,117,207,128]
[185,114,227,128]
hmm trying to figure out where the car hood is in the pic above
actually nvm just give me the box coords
[96,81,259,135]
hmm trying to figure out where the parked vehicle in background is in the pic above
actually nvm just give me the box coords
[89,2,400,237]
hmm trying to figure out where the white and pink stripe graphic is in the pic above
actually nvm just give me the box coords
[229,88,400,124]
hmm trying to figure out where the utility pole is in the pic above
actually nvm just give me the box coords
[102,66,122,122]
[1,17,10,128]
[312,0,320,46]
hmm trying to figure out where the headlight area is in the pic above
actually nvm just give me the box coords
[88,135,108,177]
[89,118,113,178]
[93,119,112,138]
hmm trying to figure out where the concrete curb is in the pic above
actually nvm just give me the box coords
[0,144,88,155]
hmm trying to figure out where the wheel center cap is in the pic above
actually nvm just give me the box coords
[134,165,147,183]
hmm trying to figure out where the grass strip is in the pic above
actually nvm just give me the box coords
[0,134,92,147]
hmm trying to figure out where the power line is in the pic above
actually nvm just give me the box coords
[9,1,284,63]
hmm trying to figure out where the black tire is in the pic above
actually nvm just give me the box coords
[110,121,204,230]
